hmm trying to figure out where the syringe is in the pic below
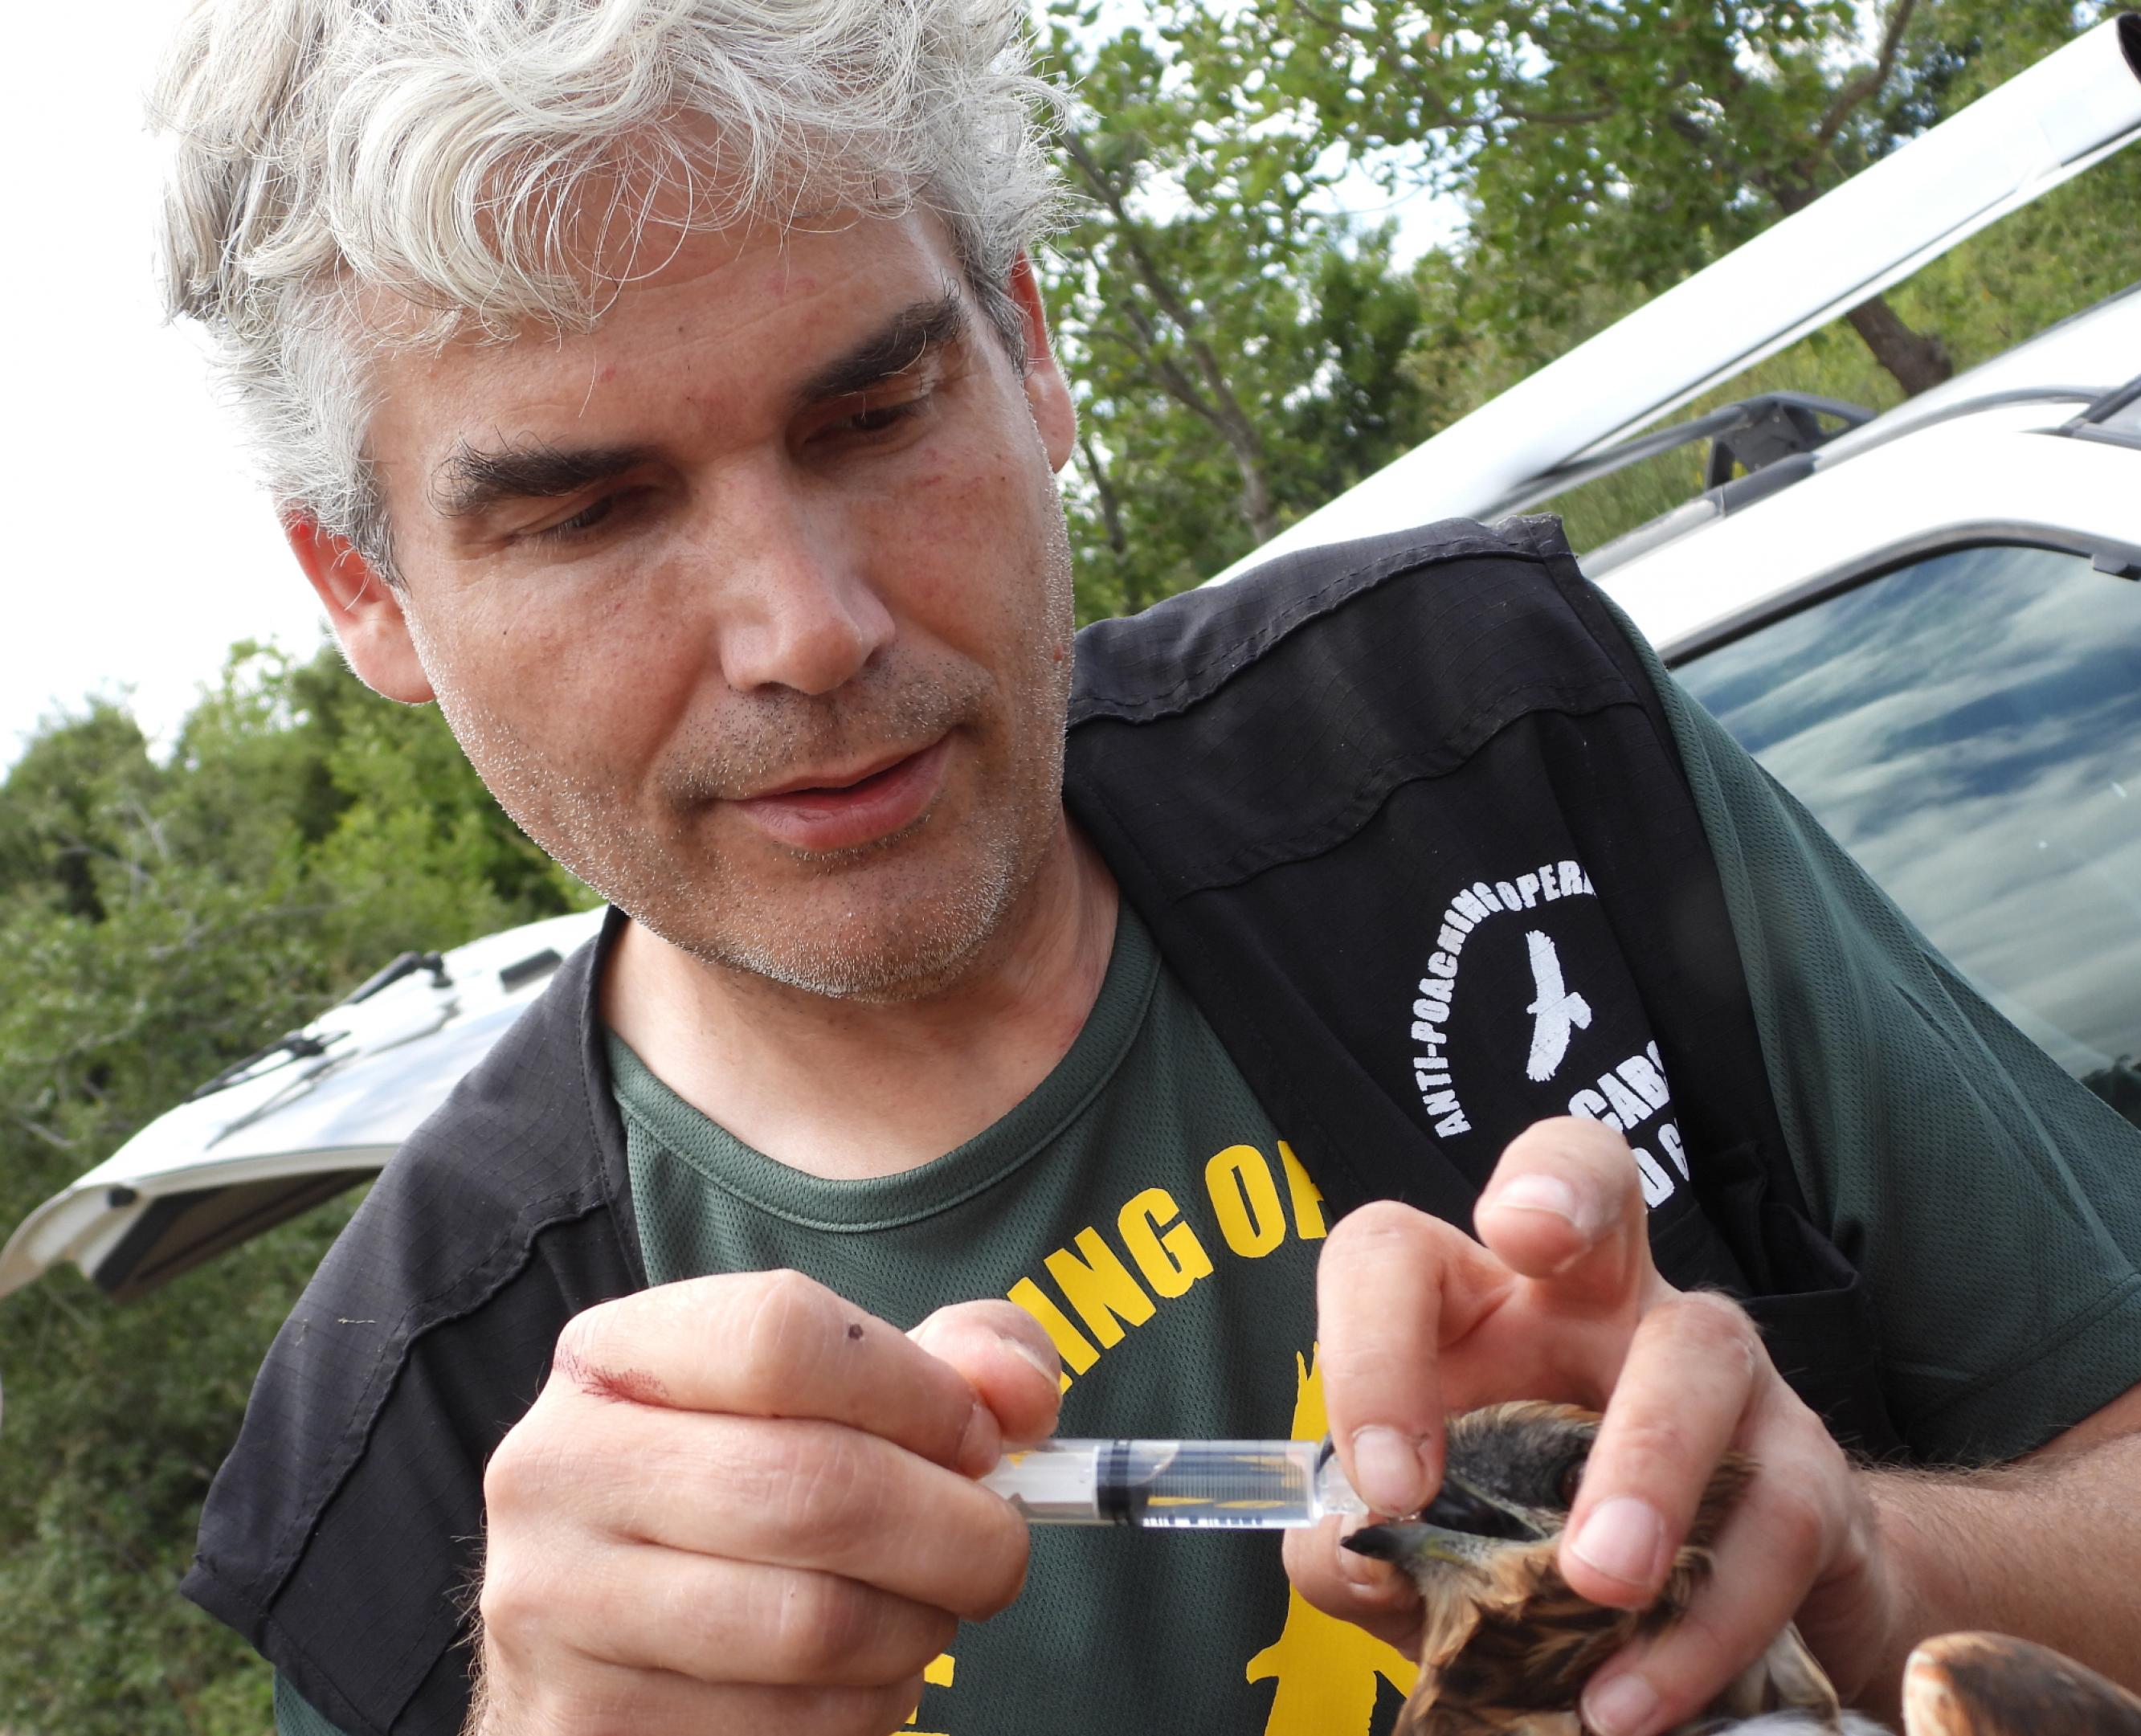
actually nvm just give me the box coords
[980,1438,1367,1529]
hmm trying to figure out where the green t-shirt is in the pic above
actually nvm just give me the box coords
[276,911,1416,1736]
[613,905,1416,1735]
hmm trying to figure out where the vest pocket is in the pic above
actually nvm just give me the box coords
[1742,1200,1906,1459]
[1645,1163,1906,1460]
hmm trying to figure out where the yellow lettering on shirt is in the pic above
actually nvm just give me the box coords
[1247,1350,1418,1735]
[1046,1227,1158,1347]
[1206,1145,1288,1258]
[903,1651,957,1733]
[987,1146,1414,1730]
[1004,1141,1330,1391]
[1277,1142,1328,1240]
[1117,1187,1214,1299]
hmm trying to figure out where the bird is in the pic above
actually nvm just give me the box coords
[1342,1405,2141,1736]
[1342,1400,1849,1736]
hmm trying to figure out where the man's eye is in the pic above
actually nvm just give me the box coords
[531,492,630,543]
[823,396,928,441]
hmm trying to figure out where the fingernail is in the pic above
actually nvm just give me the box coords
[1570,1496,1666,1587]
[1350,1426,1429,1516]
[1000,1334,1061,1390]
[1584,1672,1658,1736]
[1491,1173,1583,1226]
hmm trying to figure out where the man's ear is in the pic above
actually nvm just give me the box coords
[1006,251,1077,473]
[286,517,437,703]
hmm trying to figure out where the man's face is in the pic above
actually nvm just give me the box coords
[331,212,1080,999]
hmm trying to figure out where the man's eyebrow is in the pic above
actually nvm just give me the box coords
[431,439,653,522]
[428,291,969,520]
[797,288,970,406]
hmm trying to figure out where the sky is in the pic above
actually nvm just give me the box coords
[2,0,1461,774]
[6,0,335,768]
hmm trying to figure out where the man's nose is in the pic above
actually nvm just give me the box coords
[702,476,896,696]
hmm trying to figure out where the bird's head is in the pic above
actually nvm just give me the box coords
[1343,1399,1751,1585]
[1341,1400,1763,1728]
[1343,1401,1607,1583]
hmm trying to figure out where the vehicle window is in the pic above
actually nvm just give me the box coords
[1677,543,2141,1128]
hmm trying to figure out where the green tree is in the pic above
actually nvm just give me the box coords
[1162,0,2120,397]
[1042,10,1442,617]
[0,647,593,1736]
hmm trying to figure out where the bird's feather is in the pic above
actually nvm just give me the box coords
[1713,1625,1845,1724]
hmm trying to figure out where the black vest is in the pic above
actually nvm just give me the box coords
[183,518,1898,1736]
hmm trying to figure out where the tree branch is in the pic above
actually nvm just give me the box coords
[1814,0,1919,150]
[1499,102,1617,129]
[1084,317,1220,429]
[1060,133,1280,540]
[15,1114,78,1151]
[1076,432,1130,562]
[1665,108,1716,151]
[1113,302,1228,431]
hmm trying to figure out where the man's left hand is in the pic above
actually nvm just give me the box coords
[1282,1117,1898,1734]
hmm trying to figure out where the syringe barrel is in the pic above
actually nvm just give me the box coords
[982,1438,1365,1529]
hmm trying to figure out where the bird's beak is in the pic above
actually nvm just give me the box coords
[1346,1518,1473,1566]
[1343,1473,1542,1566]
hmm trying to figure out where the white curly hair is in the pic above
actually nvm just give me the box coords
[154,0,1068,577]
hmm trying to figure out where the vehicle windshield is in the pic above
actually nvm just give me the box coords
[1677,541,2141,1127]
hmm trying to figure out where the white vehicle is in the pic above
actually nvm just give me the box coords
[4,15,2138,1306]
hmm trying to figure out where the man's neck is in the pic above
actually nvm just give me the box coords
[599,819,1122,1180]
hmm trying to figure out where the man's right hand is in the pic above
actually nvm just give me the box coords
[469,1272,1062,1735]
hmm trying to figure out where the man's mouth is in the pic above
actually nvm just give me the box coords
[732,737,953,852]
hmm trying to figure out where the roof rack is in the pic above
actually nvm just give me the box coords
[2067,372,2141,450]
[1489,392,1875,520]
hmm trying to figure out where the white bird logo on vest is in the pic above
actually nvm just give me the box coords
[1522,930,1591,1082]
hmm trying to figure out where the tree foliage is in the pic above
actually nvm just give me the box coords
[1042,11,1444,619]
[0,649,592,1734]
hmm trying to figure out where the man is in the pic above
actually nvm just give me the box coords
[157,2,2141,1734]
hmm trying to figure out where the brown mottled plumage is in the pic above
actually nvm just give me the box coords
[1345,1402,1841,1736]
[1345,1404,2141,1736]
[1904,1634,2141,1736]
